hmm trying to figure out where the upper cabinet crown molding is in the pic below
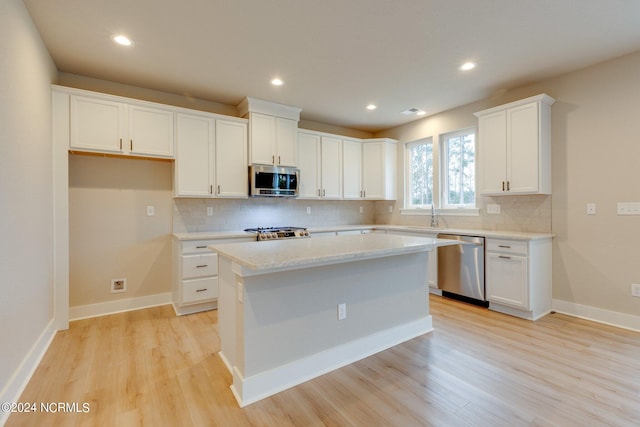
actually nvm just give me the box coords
[474,93,555,196]
[237,96,302,121]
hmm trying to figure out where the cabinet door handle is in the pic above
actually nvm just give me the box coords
[272,155,275,164]
[498,245,511,249]
[209,185,213,194]
[196,264,208,268]
[506,181,510,191]
[317,189,321,197]
[119,138,123,150]
[502,181,505,191]
[130,140,133,151]
[323,189,326,197]
[278,155,281,164]
[196,245,207,249]
[363,190,366,198]
[498,255,511,260]
[217,185,221,194]
[196,288,208,292]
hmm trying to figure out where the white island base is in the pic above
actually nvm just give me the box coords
[212,234,441,407]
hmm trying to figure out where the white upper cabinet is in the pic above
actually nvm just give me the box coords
[320,136,343,199]
[342,139,362,199]
[128,104,174,157]
[70,91,175,158]
[475,94,554,195]
[238,97,301,167]
[297,131,322,198]
[297,129,397,200]
[175,113,215,197]
[70,95,125,154]
[215,119,248,197]
[174,112,247,198]
[362,138,396,200]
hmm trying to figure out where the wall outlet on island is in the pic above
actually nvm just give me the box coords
[337,303,347,320]
[631,283,640,298]
[111,278,127,293]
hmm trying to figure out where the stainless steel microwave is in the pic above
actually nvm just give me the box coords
[249,164,299,197]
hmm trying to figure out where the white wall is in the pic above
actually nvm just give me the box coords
[0,0,57,409]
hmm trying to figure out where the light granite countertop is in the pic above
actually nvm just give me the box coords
[209,234,458,273]
[173,225,553,241]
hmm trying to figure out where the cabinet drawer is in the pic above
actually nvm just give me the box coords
[182,253,218,279]
[486,239,528,255]
[182,240,215,254]
[182,277,218,304]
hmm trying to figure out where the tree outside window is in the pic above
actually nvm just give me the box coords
[442,129,475,207]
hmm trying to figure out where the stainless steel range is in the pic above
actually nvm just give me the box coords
[244,226,310,241]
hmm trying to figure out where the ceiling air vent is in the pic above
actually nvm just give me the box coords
[401,107,426,116]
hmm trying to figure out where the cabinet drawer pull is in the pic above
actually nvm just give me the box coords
[498,245,511,248]
[196,245,207,249]
[498,255,511,259]
[196,264,208,268]
[196,288,208,292]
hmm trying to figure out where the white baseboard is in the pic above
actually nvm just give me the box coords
[69,292,172,321]
[0,319,56,426]
[552,299,640,332]
[231,316,433,407]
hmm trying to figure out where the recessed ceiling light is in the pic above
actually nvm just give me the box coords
[112,35,133,46]
[366,104,377,111]
[459,62,476,71]
[271,78,284,86]
[416,110,427,116]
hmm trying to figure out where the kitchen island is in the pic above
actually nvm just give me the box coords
[210,233,454,407]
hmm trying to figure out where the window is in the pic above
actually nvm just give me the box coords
[404,128,477,214]
[441,128,476,207]
[405,138,433,208]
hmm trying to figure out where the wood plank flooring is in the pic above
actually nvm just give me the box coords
[6,296,640,426]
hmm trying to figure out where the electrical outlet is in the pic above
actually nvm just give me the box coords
[359,206,363,214]
[337,303,347,320]
[388,205,393,213]
[631,283,640,298]
[111,278,126,293]
[207,206,214,216]
[146,205,155,216]
[306,206,311,214]
[487,204,501,214]
[586,203,596,215]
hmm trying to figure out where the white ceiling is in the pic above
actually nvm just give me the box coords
[24,0,640,132]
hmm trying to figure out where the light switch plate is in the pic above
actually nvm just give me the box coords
[586,203,596,215]
[146,205,155,216]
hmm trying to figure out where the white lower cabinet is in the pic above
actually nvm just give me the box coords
[172,236,253,315]
[486,238,552,320]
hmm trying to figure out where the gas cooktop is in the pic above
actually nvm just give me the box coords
[244,226,310,241]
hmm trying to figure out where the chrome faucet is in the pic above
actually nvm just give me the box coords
[430,204,438,228]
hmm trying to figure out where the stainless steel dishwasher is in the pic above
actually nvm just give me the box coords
[437,234,488,306]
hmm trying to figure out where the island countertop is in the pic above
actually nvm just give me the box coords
[209,233,455,274]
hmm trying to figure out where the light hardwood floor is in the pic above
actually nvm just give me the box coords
[7,296,640,426]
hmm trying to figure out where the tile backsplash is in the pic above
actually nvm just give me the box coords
[173,198,376,233]
[174,194,551,234]
[375,194,552,233]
